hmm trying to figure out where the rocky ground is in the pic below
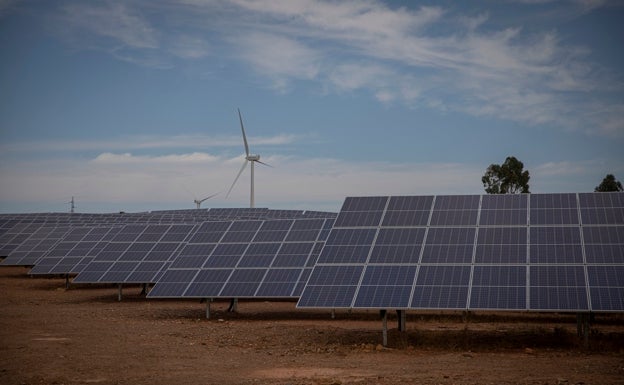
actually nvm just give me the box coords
[1,266,623,385]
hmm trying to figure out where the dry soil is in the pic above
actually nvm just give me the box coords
[1,266,623,385]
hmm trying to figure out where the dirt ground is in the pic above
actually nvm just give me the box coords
[1,266,623,385]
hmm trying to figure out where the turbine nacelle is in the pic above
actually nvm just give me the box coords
[246,154,260,162]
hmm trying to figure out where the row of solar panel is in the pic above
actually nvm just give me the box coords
[335,193,624,227]
[0,216,335,301]
[0,209,337,256]
[317,226,623,264]
[299,264,622,311]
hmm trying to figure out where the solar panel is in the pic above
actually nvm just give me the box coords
[148,217,335,299]
[298,192,624,313]
[1,226,73,266]
[29,226,123,275]
[73,224,196,284]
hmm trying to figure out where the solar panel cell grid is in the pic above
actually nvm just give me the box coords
[411,286,469,309]
[369,244,422,264]
[470,286,526,310]
[335,211,384,227]
[354,286,413,308]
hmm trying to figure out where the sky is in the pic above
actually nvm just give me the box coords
[0,0,623,214]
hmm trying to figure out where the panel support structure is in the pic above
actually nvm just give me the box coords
[576,312,590,346]
[397,310,406,332]
[205,299,211,319]
[228,298,238,312]
[117,283,123,302]
[380,309,388,347]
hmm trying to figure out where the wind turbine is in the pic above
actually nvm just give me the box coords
[68,196,75,214]
[193,192,219,209]
[226,108,270,208]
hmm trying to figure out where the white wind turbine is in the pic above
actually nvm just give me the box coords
[226,108,270,208]
[193,192,219,209]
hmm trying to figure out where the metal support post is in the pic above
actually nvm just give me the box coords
[397,310,406,332]
[576,312,590,346]
[380,309,388,347]
[117,284,123,302]
[228,298,238,312]
[140,283,148,295]
[331,309,335,319]
[205,299,211,319]
[65,275,70,290]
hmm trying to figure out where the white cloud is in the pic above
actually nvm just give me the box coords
[61,2,159,49]
[92,152,221,164]
[233,32,321,91]
[167,34,210,59]
[0,133,300,154]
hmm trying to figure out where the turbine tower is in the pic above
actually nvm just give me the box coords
[226,108,270,208]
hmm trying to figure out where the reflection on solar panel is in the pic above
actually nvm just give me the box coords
[148,217,335,299]
[298,192,624,312]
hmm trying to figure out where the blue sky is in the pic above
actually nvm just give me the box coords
[1,0,623,213]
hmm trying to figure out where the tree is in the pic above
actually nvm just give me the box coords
[595,174,623,192]
[482,156,530,194]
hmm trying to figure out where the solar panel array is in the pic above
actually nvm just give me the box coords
[1,195,623,313]
[29,226,123,275]
[148,217,334,298]
[0,209,336,264]
[70,223,198,284]
[0,209,337,298]
[297,192,624,312]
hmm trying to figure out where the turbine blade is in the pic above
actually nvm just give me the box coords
[255,159,273,168]
[226,160,248,198]
[199,192,219,203]
[238,108,250,157]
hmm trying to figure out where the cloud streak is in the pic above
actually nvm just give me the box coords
[0,133,301,154]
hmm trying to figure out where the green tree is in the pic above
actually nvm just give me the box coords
[594,174,623,192]
[482,156,530,194]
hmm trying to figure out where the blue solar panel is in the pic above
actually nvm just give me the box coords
[530,227,583,264]
[381,196,433,226]
[149,217,334,299]
[479,208,527,226]
[434,196,477,220]
[73,223,195,284]
[298,192,624,313]
[470,286,526,310]
[475,227,527,264]
[354,286,413,308]
[530,193,579,225]
[411,286,469,309]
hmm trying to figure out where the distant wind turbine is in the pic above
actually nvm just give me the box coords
[194,192,219,209]
[226,108,271,208]
[68,196,75,213]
